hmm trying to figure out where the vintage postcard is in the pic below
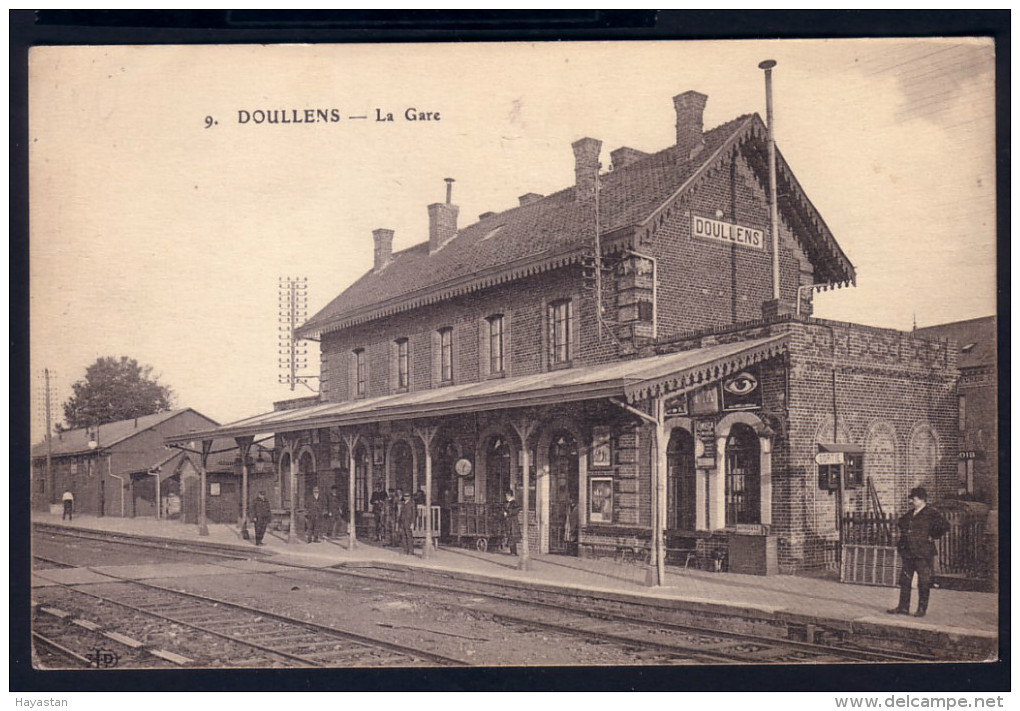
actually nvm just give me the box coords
[28,38,998,682]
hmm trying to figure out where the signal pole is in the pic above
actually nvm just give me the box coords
[44,368,54,504]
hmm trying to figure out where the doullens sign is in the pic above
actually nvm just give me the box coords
[692,215,765,250]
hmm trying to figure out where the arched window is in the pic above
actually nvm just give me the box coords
[391,440,414,495]
[667,428,696,531]
[725,423,760,526]
[486,435,511,503]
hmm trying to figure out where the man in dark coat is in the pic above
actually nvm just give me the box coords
[888,487,949,617]
[326,485,343,539]
[398,492,416,555]
[306,486,324,543]
[503,489,522,556]
[389,488,403,546]
[251,491,272,546]
[370,485,387,541]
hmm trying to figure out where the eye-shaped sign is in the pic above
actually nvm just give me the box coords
[722,366,762,411]
[723,372,758,396]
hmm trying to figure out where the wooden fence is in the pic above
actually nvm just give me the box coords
[841,502,990,584]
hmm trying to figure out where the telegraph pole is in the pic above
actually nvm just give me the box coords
[44,368,54,504]
[278,277,318,392]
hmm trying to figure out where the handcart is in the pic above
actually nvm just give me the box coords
[450,503,506,552]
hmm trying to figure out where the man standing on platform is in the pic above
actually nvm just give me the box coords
[306,486,324,543]
[888,487,949,618]
[398,491,416,555]
[252,491,272,546]
[326,485,342,539]
[62,490,74,521]
[370,485,387,541]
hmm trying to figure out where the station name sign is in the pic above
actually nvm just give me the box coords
[692,215,765,250]
[815,452,845,466]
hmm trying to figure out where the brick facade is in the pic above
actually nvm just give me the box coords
[237,90,962,576]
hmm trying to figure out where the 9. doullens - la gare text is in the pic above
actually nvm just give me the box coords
[237,107,441,124]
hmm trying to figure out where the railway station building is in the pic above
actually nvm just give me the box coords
[167,91,962,577]
[32,409,218,519]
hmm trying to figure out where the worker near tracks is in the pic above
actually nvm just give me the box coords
[888,487,949,618]
[398,492,416,555]
[503,489,522,556]
[306,486,324,543]
[62,490,74,521]
[413,486,426,507]
[370,485,387,541]
[252,491,272,546]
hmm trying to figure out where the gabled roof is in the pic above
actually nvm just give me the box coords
[914,315,997,370]
[298,113,854,339]
[31,408,217,458]
[166,334,789,442]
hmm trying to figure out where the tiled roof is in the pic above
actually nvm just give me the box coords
[299,112,852,338]
[31,409,214,458]
[915,316,997,370]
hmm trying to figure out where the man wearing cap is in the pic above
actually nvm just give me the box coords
[888,487,949,618]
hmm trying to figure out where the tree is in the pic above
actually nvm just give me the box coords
[61,356,175,431]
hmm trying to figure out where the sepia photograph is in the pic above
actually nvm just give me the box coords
[19,26,1001,692]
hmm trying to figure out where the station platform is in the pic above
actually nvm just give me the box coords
[32,512,999,655]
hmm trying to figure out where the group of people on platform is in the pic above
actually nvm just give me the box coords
[249,485,348,547]
[370,485,425,555]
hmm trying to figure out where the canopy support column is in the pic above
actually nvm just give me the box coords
[510,415,538,571]
[287,442,298,544]
[413,424,439,558]
[235,435,254,537]
[343,431,363,550]
[610,397,666,587]
[198,439,213,537]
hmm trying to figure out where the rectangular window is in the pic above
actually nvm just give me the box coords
[439,327,454,383]
[547,299,572,366]
[487,315,505,374]
[958,394,967,431]
[844,453,864,489]
[637,300,654,322]
[396,338,409,390]
[354,348,366,398]
[589,477,613,523]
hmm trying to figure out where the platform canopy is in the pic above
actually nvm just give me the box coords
[166,334,789,444]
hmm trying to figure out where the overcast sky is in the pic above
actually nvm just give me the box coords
[29,39,997,438]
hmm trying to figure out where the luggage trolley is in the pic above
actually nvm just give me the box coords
[450,503,506,552]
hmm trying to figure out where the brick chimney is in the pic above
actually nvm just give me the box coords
[372,228,394,272]
[673,91,708,160]
[571,137,602,203]
[428,178,459,253]
[610,146,648,170]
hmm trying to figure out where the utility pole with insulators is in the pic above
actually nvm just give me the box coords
[277,277,318,392]
[38,368,56,505]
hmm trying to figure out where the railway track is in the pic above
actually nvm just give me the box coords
[31,526,955,666]
[33,552,469,668]
[310,565,938,664]
[34,525,261,563]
